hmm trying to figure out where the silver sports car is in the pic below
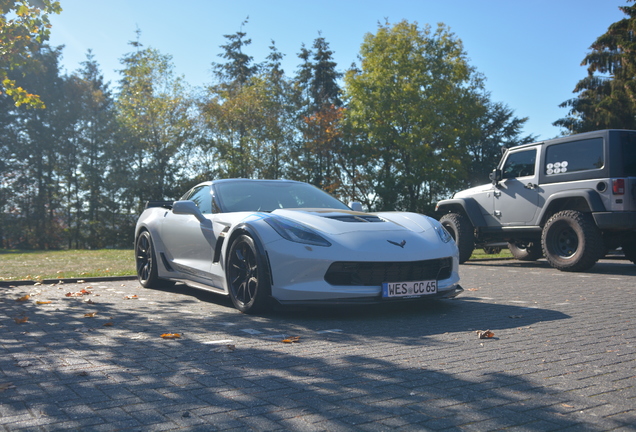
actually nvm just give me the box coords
[135,179,463,313]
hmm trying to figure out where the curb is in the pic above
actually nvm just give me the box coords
[0,275,138,288]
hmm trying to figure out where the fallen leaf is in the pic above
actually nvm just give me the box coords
[477,330,495,339]
[161,333,181,339]
[16,294,30,302]
[36,301,52,305]
[103,322,114,327]
[466,288,479,292]
[14,316,29,324]
[282,336,301,343]
[123,295,138,300]
[84,312,98,318]
[16,361,32,368]
[84,299,95,304]
[80,288,92,295]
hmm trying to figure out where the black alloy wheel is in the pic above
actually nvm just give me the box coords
[135,230,174,288]
[227,234,270,313]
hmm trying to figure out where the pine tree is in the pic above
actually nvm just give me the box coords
[555,2,636,133]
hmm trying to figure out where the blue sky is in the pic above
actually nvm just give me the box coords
[48,0,627,141]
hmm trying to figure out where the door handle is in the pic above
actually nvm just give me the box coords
[525,183,538,189]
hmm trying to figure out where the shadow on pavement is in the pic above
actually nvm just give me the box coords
[1,277,613,431]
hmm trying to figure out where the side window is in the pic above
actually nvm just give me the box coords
[502,148,537,179]
[188,185,212,214]
[545,138,603,175]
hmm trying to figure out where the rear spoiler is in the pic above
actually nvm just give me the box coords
[145,200,174,209]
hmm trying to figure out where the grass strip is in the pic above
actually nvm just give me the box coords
[0,249,135,281]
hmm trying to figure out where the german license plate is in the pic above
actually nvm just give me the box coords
[382,280,437,298]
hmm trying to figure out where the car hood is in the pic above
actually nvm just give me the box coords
[270,208,434,235]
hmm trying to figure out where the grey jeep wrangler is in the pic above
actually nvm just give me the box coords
[435,129,636,271]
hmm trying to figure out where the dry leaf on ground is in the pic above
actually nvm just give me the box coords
[160,333,181,339]
[84,312,98,318]
[124,295,138,299]
[282,336,301,343]
[16,295,30,302]
[0,383,15,392]
[14,316,29,324]
[477,330,495,339]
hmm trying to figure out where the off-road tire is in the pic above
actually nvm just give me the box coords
[508,241,543,261]
[622,233,636,265]
[541,210,604,272]
[483,246,502,255]
[440,213,474,263]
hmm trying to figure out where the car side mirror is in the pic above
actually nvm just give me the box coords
[172,200,207,223]
[489,169,502,185]
[349,201,363,212]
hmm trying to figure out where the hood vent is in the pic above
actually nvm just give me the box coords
[326,215,385,223]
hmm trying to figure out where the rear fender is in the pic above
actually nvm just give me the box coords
[538,190,606,225]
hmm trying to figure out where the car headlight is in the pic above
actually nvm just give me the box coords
[434,224,453,243]
[265,216,332,247]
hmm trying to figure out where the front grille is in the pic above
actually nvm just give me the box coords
[325,257,453,286]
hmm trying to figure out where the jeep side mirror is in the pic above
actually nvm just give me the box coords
[489,169,502,185]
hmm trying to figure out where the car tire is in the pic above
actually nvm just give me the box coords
[227,234,271,314]
[508,241,542,261]
[135,230,175,288]
[622,234,636,265]
[541,210,604,272]
[440,213,474,264]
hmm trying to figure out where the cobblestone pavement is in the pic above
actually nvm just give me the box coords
[1,257,635,431]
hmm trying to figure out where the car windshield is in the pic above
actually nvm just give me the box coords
[214,180,351,213]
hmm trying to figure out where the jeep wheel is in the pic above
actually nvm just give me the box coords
[483,246,502,255]
[541,210,604,272]
[622,234,636,265]
[440,213,474,263]
[508,241,542,261]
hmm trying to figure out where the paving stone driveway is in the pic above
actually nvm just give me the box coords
[1,257,635,431]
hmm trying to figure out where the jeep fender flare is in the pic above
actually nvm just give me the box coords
[537,189,606,226]
[436,198,487,228]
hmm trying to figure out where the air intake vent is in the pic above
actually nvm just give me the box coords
[325,257,453,286]
[326,215,385,223]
